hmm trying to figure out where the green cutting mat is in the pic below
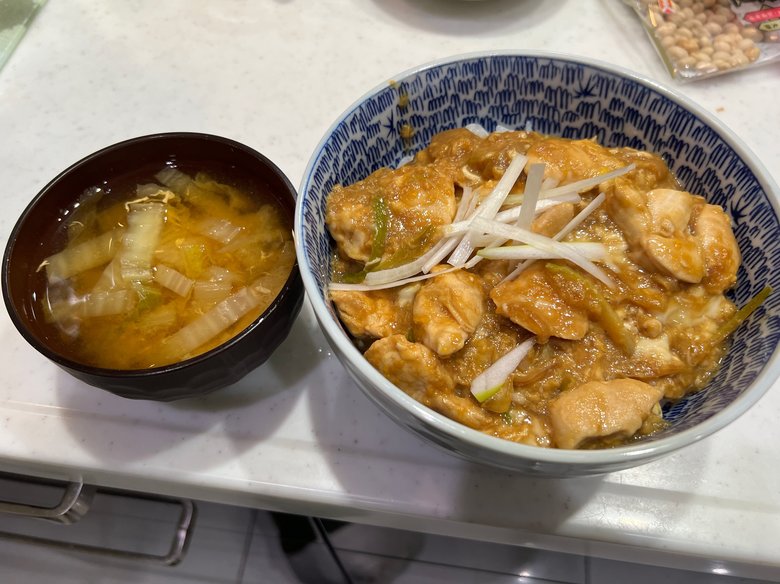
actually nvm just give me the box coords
[0,0,46,72]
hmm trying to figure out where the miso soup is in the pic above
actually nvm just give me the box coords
[38,164,295,369]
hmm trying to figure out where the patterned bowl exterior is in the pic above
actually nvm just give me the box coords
[296,52,780,475]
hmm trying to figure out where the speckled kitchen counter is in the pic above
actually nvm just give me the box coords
[1,0,779,580]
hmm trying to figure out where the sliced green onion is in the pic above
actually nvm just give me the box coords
[471,338,535,403]
[366,196,389,269]
[715,285,772,343]
[545,262,634,355]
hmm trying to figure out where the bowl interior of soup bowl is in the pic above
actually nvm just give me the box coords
[296,52,780,475]
[3,132,303,401]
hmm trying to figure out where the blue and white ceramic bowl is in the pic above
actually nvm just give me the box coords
[295,52,780,476]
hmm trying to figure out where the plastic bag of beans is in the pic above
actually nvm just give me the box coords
[626,0,780,80]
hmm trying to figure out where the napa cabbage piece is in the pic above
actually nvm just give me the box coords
[159,284,264,362]
[119,202,166,283]
[40,229,123,281]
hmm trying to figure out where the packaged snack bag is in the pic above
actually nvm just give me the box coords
[626,0,780,80]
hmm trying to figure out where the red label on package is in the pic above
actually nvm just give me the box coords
[744,6,780,23]
[657,0,674,14]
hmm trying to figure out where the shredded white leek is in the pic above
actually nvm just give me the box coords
[448,153,529,266]
[468,217,614,287]
[493,193,580,225]
[478,242,608,262]
[504,164,635,207]
[470,338,535,403]
[336,161,615,292]
[424,186,482,273]
[501,192,608,284]
[515,163,545,230]
[330,266,463,292]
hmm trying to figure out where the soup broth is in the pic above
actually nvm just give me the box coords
[39,163,295,369]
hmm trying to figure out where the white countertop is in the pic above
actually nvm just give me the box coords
[1,0,779,579]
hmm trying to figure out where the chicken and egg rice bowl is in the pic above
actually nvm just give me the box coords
[325,126,748,450]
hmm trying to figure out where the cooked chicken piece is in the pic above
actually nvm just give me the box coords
[427,391,495,429]
[692,204,740,293]
[331,285,417,340]
[646,188,696,235]
[413,270,485,357]
[415,128,484,186]
[493,409,553,447]
[491,263,588,342]
[548,378,664,449]
[642,235,704,283]
[613,148,675,192]
[639,188,705,282]
[427,384,552,447]
[464,131,536,182]
[629,334,687,379]
[364,335,454,402]
[526,137,624,184]
[531,202,576,238]
[326,164,456,263]
[607,184,710,284]
[604,179,649,248]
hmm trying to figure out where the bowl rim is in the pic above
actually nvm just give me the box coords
[296,50,780,465]
[3,131,301,379]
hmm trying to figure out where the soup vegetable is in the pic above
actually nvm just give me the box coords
[325,127,761,450]
[39,168,295,369]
